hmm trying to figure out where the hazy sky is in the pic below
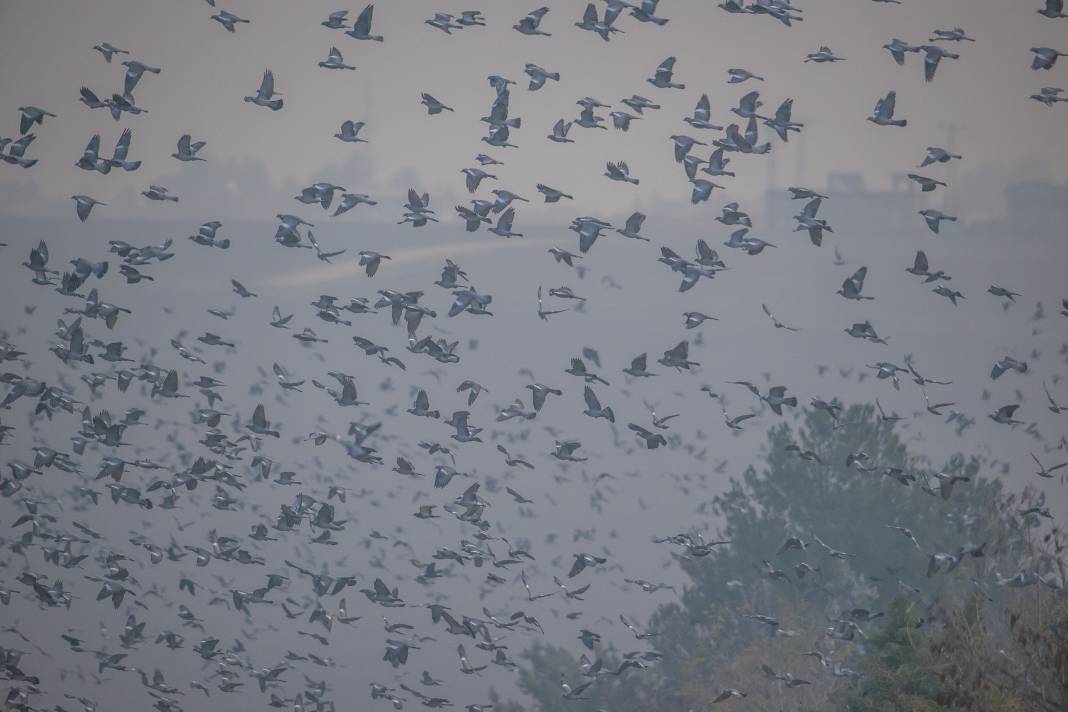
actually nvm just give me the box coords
[1,0,1066,221]
[1,2,1067,711]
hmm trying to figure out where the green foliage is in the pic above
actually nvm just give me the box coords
[503,641,649,712]
[817,597,944,712]
[505,404,1068,712]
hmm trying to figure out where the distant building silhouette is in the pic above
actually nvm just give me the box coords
[1003,181,1068,237]
[765,171,920,236]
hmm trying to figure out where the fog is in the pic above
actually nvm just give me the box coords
[1,1,1067,711]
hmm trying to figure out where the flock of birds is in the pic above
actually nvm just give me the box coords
[2,1,1068,711]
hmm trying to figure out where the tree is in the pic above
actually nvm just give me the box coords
[504,404,1068,711]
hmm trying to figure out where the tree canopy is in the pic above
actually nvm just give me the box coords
[502,404,1068,711]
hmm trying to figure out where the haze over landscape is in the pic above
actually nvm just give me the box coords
[1,2,1067,712]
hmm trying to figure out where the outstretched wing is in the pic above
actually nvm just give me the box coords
[259,70,275,98]
[354,4,374,33]
[583,385,600,411]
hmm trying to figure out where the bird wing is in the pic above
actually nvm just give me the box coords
[584,385,600,410]
[112,129,132,161]
[914,250,928,272]
[883,91,897,115]
[694,93,710,120]
[355,4,373,33]
[851,266,867,288]
[802,197,821,219]
[656,56,676,77]
[497,207,515,232]
[924,50,940,82]
[259,70,275,98]
[626,212,644,233]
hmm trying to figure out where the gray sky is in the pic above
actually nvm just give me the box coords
[1,0,1066,220]
[1,1,1067,711]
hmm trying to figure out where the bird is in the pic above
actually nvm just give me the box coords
[346,4,384,41]
[1039,0,1068,19]
[142,185,178,202]
[18,106,56,135]
[728,67,763,83]
[685,94,723,130]
[514,7,551,36]
[884,38,920,65]
[335,192,377,216]
[121,59,161,96]
[683,311,716,330]
[335,120,368,144]
[931,27,975,42]
[919,209,956,234]
[990,404,1023,426]
[648,57,685,89]
[604,161,639,184]
[71,195,105,222]
[622,94,660,113]
[794,197,832,245]
[2,133,38,168]
[461,167,496,193]
[575,3,624,41]
[631,0,670,24]
[1031,453,1068,479]
[525,63,559,90]
[488,208,523,238]
[921,146,962,167]
[421,93,454,115]
[616,212,649,241]
[93,42,129,63]
[762,303,800,331]
[645,401,679,429]
[722,407,757,431]
[991,356,1028,380]
[244,70,283,110]
[764,99,803,141]
[868,91,906,126]
[908,173,947,192]
[1044,382,1066,414]
[211,9,249,32]
[583,386,615,422]
[547,119,574,143]
[806,46,845,63]
[711,688,747,704]
[107,129,140,172]
[1031,86,1068,105]
[932,285,964,305]
[568,553,607,577]
[838,266,873,300]
[359,251,391,277]
[172,134,206,161]
[919,45,959,81]
[1032,47,1067,71]
[319,47,356,70]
